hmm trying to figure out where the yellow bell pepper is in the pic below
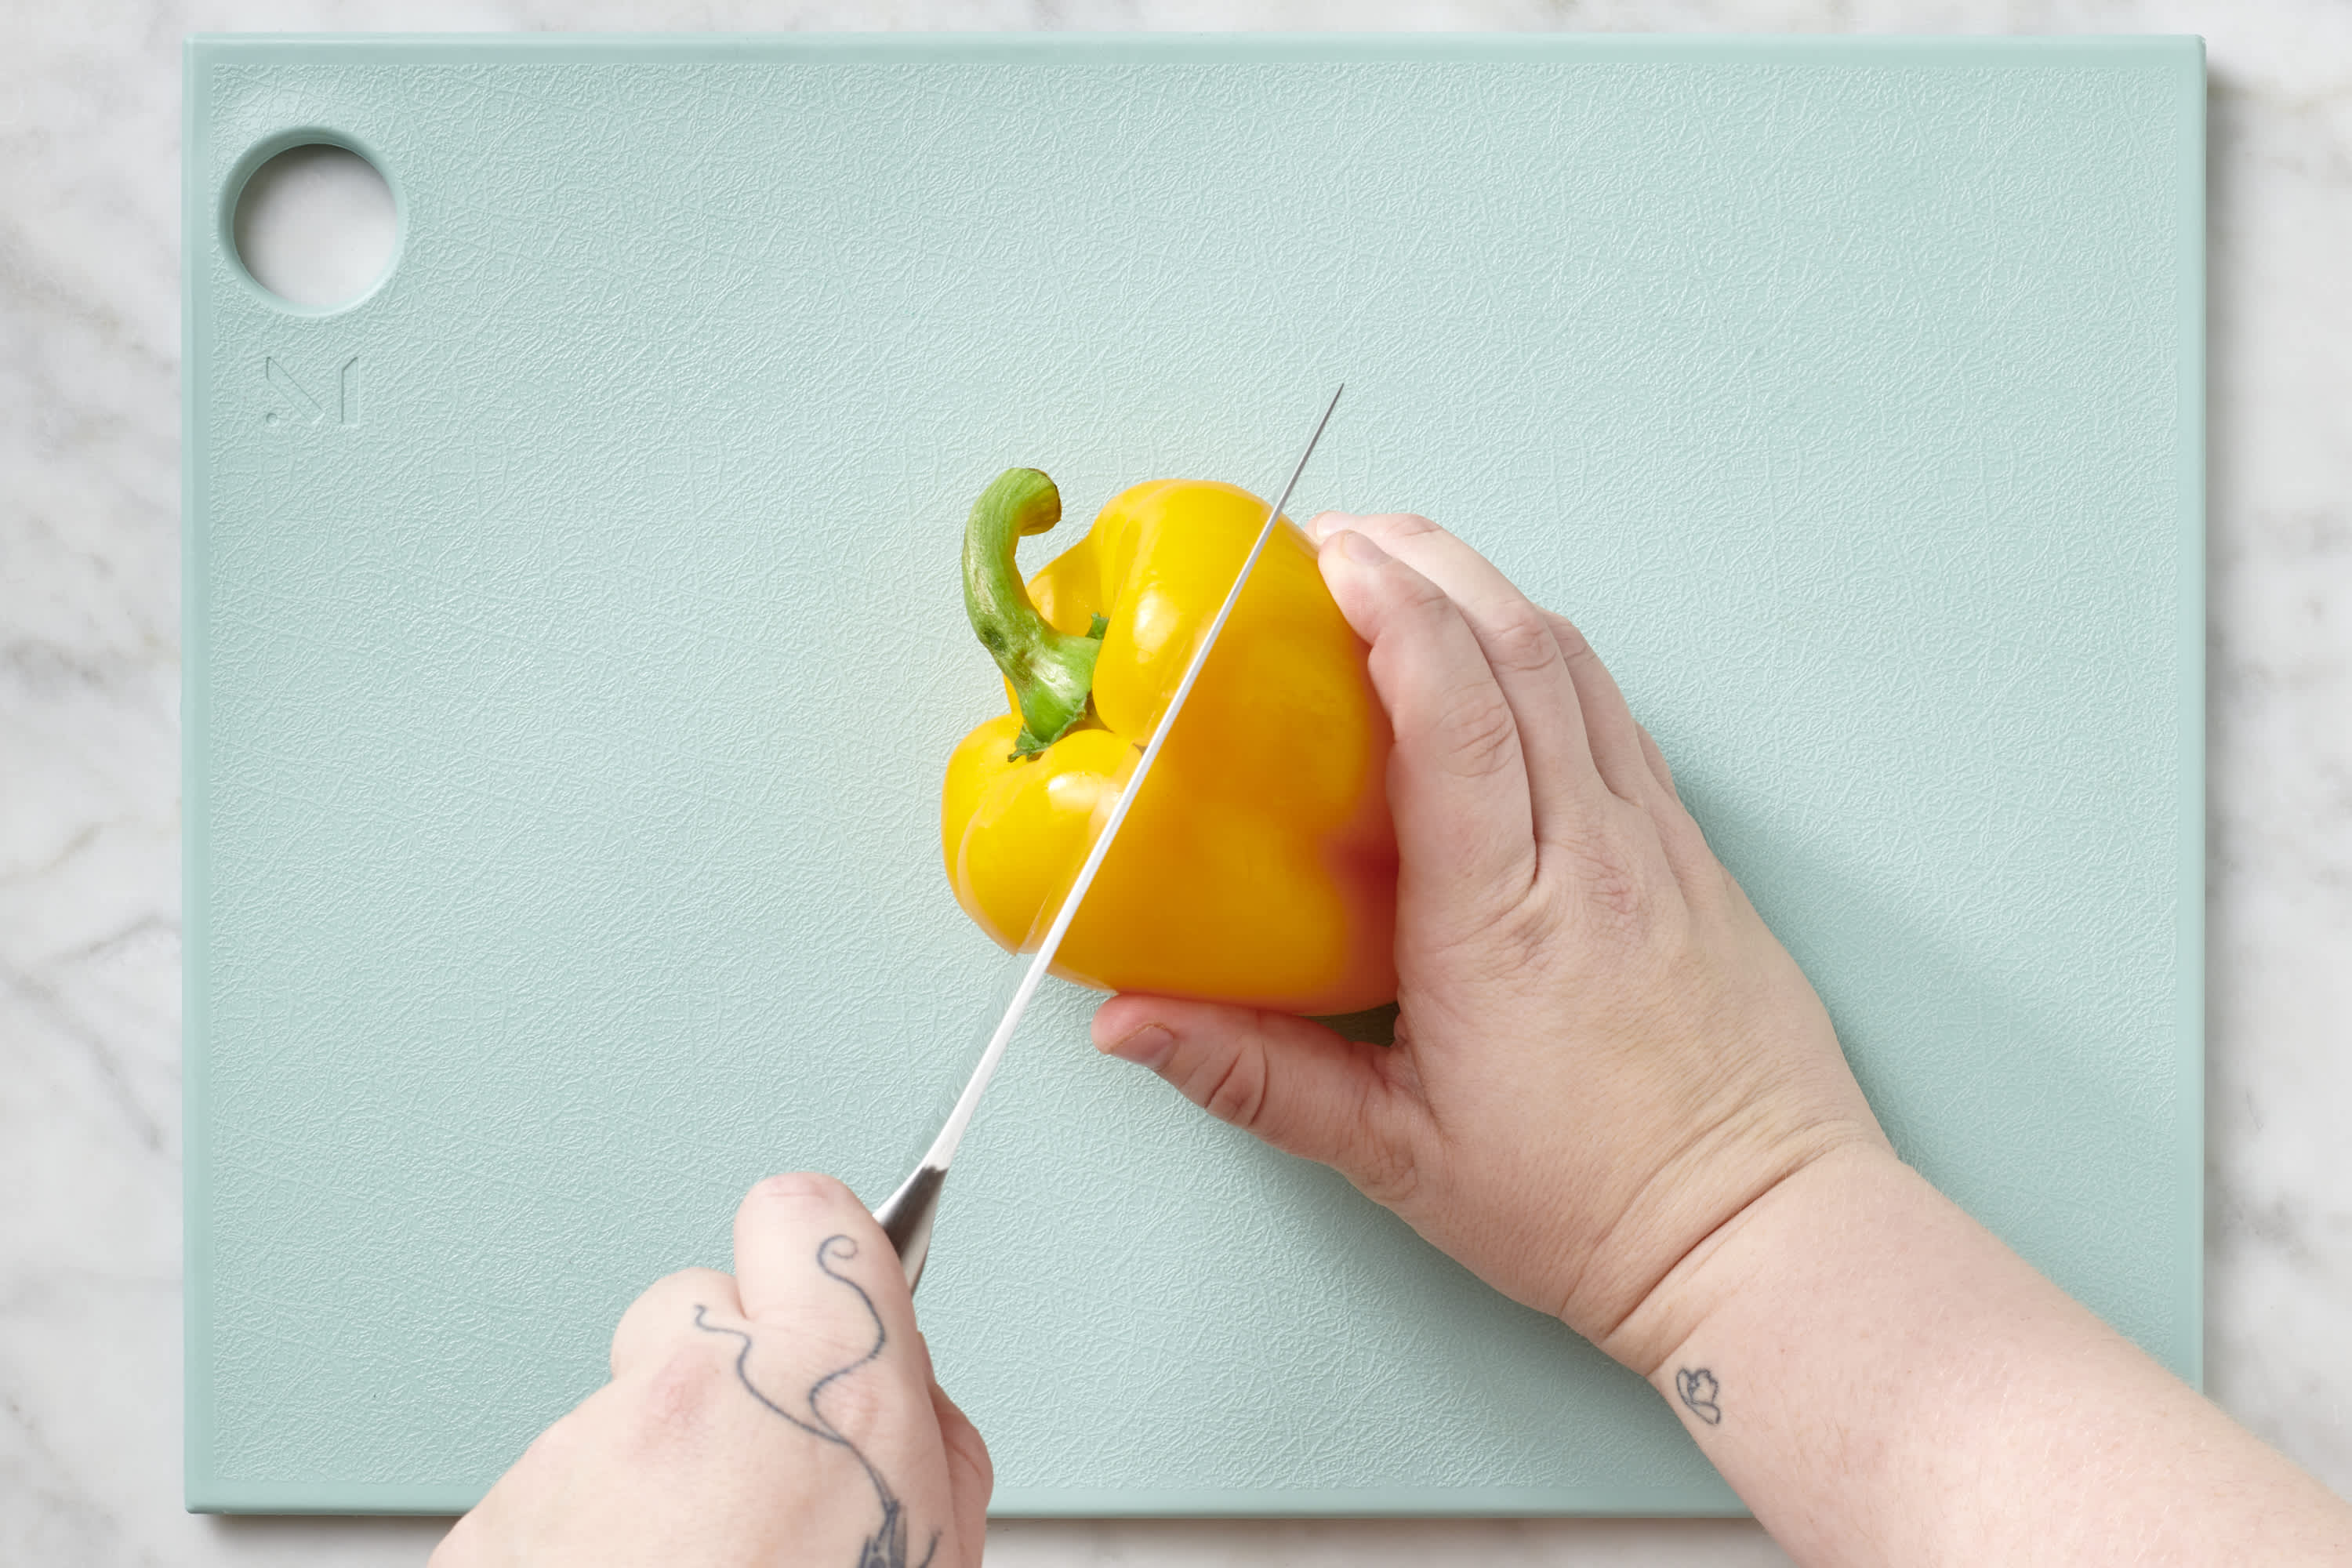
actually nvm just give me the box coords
[941,469,1398,1014]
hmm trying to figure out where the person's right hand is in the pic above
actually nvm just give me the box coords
[432,1173,990,1568]
[1091,511,1890,1370]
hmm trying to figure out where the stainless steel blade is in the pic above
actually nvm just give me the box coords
[874,385,1345,1287]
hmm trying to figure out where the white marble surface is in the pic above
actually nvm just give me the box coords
[2,1,2346,1562]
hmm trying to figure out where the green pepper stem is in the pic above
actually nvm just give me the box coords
[962,468,1104,754]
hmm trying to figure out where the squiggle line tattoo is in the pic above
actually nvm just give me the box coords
[694,1235,939,1568]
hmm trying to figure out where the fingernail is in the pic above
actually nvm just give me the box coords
[1333,528,1387,565]
[1099,1022,1176,1069]
[1305,510,1352,543]
[748,1171,851,1206]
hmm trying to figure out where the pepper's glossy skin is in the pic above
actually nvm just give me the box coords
[942,478,1398,1014]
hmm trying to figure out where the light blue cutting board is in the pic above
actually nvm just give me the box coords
[183,34,2205,1514]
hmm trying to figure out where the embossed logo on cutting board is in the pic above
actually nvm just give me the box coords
[262,355,360,428]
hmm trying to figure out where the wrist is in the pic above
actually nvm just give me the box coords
[1592,1138,1911,1379]
[1590,1135,2348,1567]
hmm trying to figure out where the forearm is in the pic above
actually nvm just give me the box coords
[1606,1145,2352,1567]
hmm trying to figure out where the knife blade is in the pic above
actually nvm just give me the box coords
[873,384,1345,1287]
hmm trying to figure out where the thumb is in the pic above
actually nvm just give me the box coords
[1091,995,1423,1203]
[731,1173,917,1366]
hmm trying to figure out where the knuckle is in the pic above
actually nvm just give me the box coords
[1546,819,1668,942]
[1377,511,1446,542]
[1185,1046,1269,1130]
[1580,858,1646,926]
[612,1267,735,1373]
[1459,885,1567,978]
[1389,564,1455,621]
[1348,1134,1423,1210]
[1483,608,1562,680]
[1432,687,1521,779]
[635,1342,731,1440]
[1501,889,1568,959]
[1545,612,1595,662]
[811,1364,902,1439]
[1411,874,1559,986]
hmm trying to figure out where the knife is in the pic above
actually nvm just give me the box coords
[873,385,1345,1288]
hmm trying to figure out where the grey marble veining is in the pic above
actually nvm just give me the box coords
[2,2,2345,1563]
[2202,10,2352,1484]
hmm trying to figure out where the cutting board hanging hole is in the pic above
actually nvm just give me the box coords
[230,143,396,310]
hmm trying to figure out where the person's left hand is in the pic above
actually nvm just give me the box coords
[431,1173,992,1568]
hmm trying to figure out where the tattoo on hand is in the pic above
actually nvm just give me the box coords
[1675,1367,1723,1425]
[695,1235,939,1568]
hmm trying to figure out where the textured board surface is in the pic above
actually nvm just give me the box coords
[183,34,2204,1514]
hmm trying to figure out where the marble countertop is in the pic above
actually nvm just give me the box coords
[4,2,2345,1563]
